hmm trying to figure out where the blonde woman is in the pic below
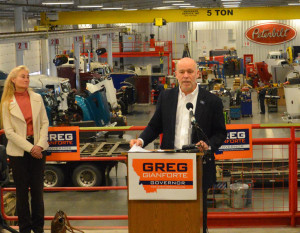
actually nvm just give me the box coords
[0,65,49,233]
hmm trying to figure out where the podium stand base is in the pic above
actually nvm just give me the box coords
[128,156,203,233]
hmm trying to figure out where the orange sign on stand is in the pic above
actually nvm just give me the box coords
[132,159,194,193]
[46,126,80,161]
[215,124,253,160]
[128,153,197,200]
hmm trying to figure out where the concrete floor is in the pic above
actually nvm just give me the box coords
[6,227,300,233]
[3,227,300,233]
[7,76,300,232]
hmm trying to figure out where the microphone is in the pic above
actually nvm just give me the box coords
[185,103,211,151]
[186,102,196,124]
[186,102,193,111]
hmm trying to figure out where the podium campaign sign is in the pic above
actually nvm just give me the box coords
[128,152,197,200]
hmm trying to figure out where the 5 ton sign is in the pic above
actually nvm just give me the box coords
[207,9,234,16]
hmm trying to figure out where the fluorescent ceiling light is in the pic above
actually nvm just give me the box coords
[223,4,240,6]
[179,5,196,8]
[77,5,103,8]
[163,1,185,2]
[223,5,239,7]
[102,7,123,10]
[42,1,74,5]
[124,9,138,11]
[288,3,300,5]
[172,3,191,5]
[153,6,176,9]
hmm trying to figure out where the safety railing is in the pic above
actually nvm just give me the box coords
[1,124,300,227]
[209,124,299,227]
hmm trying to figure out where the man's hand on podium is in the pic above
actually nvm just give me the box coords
[130,139,143,148]
[195,140,209,152]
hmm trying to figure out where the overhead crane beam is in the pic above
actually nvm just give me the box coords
[41,6,300,26]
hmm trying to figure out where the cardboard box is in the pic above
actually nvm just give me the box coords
[232,85,240,90]
[277,87,286,106]
[234,78,241,83]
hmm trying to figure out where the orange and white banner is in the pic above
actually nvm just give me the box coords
[128,153,197,200]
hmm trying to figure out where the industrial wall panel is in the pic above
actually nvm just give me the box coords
[0,20,16,73]
[0,19,40,73]
[194,29,236,59]
[24,40,40,73]
[0,19,14,33]
[0,43,16,73]
[59,37,74,54]
[166,22,187,59]
[192,20,300,63]
[0,18,37,33]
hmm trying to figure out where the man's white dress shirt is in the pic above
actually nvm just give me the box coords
[174,85,199,149]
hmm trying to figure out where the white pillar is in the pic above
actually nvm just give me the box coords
[74,36,81,92]
[41,39,49,75]
[15,7,24,66]
[92,38,98,62]
[107,33,113,68]
[92,24,99,62]
[188,22,193,59]
[48,40,57,76]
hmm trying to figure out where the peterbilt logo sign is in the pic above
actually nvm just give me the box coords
[245,23,297,45]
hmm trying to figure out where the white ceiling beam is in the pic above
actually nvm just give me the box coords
[0,27,125,44]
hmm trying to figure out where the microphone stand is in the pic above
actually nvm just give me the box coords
[182,108,212,158]
[191,121,213,159]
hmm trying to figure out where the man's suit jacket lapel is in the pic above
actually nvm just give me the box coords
[195,87,207,126]
[169,88,179,140]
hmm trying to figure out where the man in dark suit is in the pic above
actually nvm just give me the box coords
[130,57,226,233]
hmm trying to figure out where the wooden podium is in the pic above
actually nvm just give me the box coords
[127,152,203,233]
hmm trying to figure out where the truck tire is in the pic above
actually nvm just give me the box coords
[72,164,102,187]
[44,165,65,187]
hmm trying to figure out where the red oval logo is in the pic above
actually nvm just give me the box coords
[245,23,297,45]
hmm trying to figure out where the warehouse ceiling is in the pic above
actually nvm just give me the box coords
[0,0,299,19]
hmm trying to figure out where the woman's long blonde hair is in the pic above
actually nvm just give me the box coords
[0,65,30,128]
